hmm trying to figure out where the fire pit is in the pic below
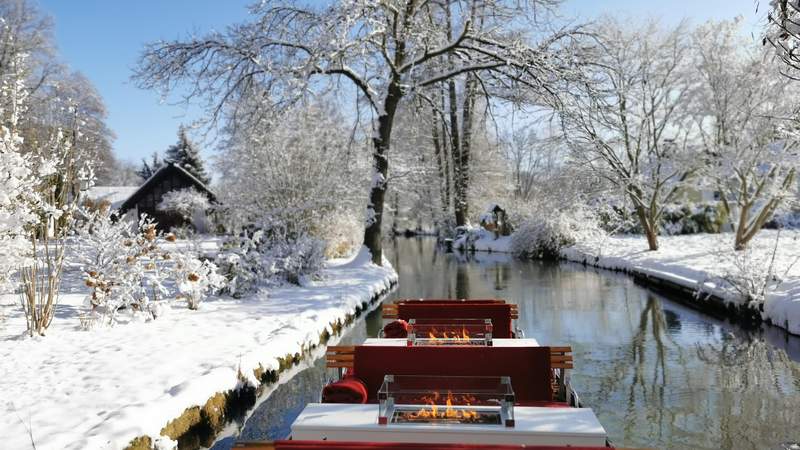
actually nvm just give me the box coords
[406,318,493,346]
[378,375,515,427]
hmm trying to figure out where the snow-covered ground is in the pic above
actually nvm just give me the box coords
[563,231,800,335]
[0,246,396,450]
[453,228,512,253]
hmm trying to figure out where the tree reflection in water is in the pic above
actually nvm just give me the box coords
[584,293,800,450]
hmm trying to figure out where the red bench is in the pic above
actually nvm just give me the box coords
[383,299,518,338]
[326,345,573,404]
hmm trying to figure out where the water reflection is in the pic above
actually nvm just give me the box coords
[222,238,800,450]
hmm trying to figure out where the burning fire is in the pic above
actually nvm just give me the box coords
[405,391,479,422]
[426,326,471,343]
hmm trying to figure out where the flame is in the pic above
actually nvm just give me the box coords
[424,326,471,344]
[405,391,479,422]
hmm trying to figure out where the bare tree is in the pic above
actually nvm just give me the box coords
[133,0,579,264]
[559,19,696,251]
[692,19,798,250]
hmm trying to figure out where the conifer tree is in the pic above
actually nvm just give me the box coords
[137,151,163,181]
[165,126,210,185]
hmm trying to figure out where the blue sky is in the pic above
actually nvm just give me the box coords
[38,0,761,168]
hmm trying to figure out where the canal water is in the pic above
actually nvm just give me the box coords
[216,237,800,450]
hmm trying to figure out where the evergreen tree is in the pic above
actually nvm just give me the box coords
[165,126,211,185]
[137,152,163,181]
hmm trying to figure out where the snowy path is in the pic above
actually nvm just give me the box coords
[0,248,397,450]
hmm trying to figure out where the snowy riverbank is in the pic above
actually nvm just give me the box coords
[563,231,800,335]
[454,228,800,336]
[0,247,397,450]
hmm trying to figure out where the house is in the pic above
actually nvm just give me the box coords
[118,162,217,230]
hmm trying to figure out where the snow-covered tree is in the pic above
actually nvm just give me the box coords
[157,186,211,231]
[0,1,118,185]
[164,126,210,185]
[692,19,798,250]
[217,102,367,246]
[135,0,581,264]
[559,19,697,251]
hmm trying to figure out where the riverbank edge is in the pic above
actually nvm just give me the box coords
[124,273,398,450]
[453,236,798,337]
[560,249,767,328]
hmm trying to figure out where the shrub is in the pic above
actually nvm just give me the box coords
[510,208,604,259]
[215,231,263,297]
[157,187,212,232]
[75,213,173,325]
[597,202,728,235]
[261,233,326,286]
[172,253,225,309]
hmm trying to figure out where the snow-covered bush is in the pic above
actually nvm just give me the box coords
[76,213,173,325]
[767,208,800,229]
[215,231,263,297]
[315,211,363,258]
[0,116,37,291]
[9,65,97,336]
[171,252,225,310]
[702,233,799,311]
[260,231,326,286]
[596,202,728,236]
[157,187,212,232]
[510,208,604,259]
[660,203,728,235]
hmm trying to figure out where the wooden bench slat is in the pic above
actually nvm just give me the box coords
[552,363,574,369]
[326,354,355,362]
[551,355,573,363]
[327,346,355,352]
[326,362,354,368]
[549,346,572,353]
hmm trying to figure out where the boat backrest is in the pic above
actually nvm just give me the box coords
[350,345,554,403]
[383,302,517,338]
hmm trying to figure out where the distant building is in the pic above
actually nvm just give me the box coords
[118,162,217,230]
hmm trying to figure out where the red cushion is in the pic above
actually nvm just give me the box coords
[321,377,368,404]
[273,441,612,449]
[382,320,410,338]
[353,346,552,403]
[395,303,514,338]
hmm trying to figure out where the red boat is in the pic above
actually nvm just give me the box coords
[235,299,652,450]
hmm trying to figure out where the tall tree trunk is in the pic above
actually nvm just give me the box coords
[630,191,659,251]
[454,73,476,227]
[431,103,449,215]
[363,81,403,265]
